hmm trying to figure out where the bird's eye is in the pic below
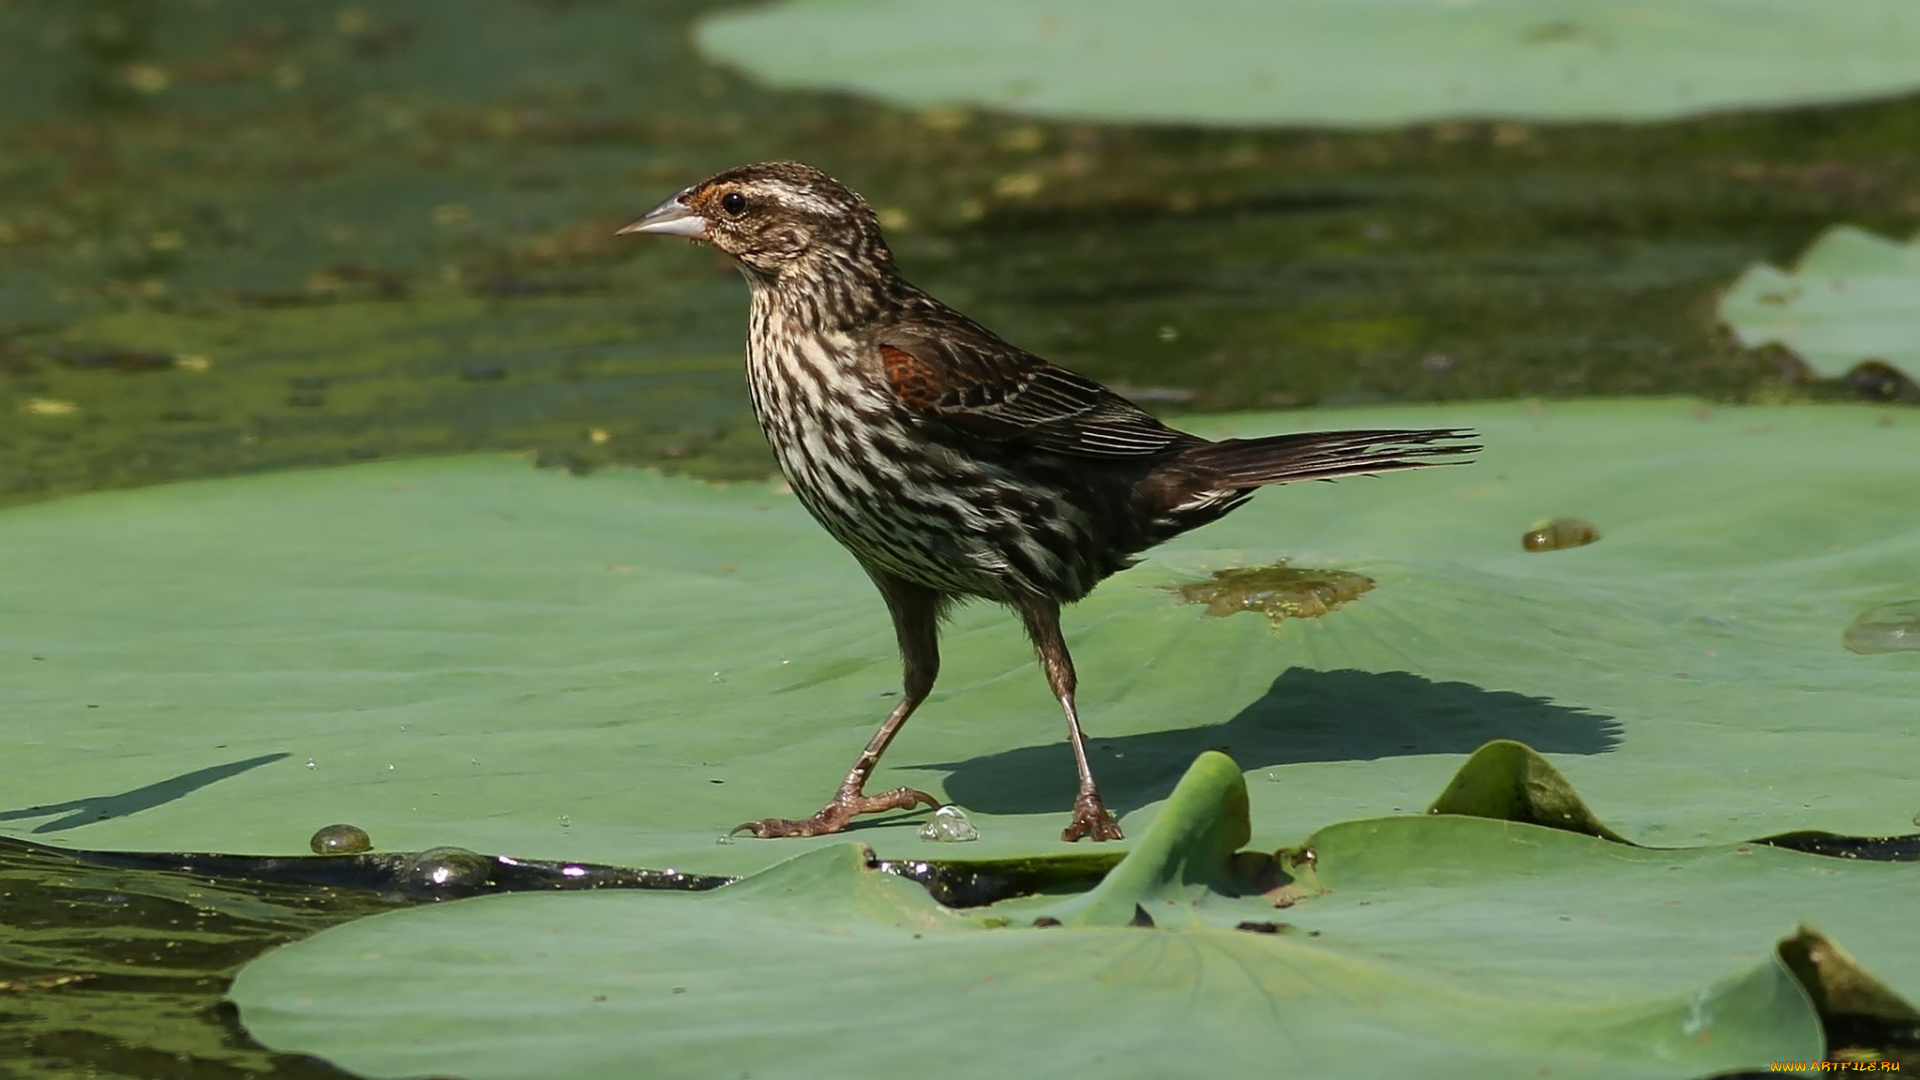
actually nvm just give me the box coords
[721,192,748,216]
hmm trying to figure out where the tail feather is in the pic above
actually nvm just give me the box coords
[1177,428,1479,486]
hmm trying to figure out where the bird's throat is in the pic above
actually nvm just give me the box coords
[755,249,895,335]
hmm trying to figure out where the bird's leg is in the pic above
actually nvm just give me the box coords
[731,575,943,839]
[1017,598,1124,843]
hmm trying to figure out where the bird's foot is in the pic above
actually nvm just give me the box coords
[730,785,940,839]
[1062,790,1124,843]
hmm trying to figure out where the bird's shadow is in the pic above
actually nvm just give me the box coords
[0,753,289,834]
[918,668,1620,817]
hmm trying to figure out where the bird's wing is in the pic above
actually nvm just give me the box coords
[873,318,1192,459]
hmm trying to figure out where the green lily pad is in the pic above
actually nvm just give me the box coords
[3,401,1918,876]
[1779,927,1920,1028]
[232,753,1920,1080]
[1427,739,1629,842]
[696,0,1920,127]
[1719,225,1920,385]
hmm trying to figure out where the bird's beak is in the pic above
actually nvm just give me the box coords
[616,194,708,239]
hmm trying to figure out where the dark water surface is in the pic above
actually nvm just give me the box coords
[4,1,1918,511]
[3,0,1919,1075]
[1,839,381,1077]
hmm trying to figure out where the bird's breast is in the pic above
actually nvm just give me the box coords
[745,308,894,483]
[739,297,1113,601]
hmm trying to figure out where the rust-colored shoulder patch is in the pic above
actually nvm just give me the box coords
[880,344,941,411]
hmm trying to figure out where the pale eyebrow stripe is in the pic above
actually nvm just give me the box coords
[763,185,837,216]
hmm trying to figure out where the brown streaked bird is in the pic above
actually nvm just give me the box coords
[620,161,1475,843]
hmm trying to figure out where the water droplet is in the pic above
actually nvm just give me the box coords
[309,823,371,855]
[305,757,317,770]
[918,805,979,843]
[387,763,395,771]
[398,847,492,900]
[714,833,734,845]
[1522,518,1600,552]
[558,815,571,828]
[1843,599,1920,655]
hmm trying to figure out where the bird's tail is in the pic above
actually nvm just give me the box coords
[1176,428,1479,487]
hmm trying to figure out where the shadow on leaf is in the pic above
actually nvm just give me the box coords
[0,753,290,833]
[925,668,1619,817]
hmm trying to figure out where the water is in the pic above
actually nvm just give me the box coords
[1843,600,1920,655]
[919,805,980,843]
[307,823,372,855]
[4,5,1917,511]
[1172,560,1376,622]
[0,837,387,1077]
[1521,517,1602,552]
[396,847,493,900]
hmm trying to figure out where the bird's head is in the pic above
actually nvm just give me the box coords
[618,161,888,279]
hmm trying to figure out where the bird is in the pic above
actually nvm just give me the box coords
[619,161,1475,843]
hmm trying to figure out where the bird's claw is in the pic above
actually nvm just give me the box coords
[731,786,940,839]
[1062,790,1124,842]
[729,817,826,839]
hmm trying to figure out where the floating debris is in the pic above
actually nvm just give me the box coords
[919,804,979,843]
[1522,518,1601,552]
[1843,600,1920,655]
[309,823,372,855]
[1171,561,1374,624]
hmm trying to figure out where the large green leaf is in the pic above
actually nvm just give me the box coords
[3,401,1917,876]
[232,753,1919,1080]
[696,0,1920,127]
[1719,225,1920,384]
